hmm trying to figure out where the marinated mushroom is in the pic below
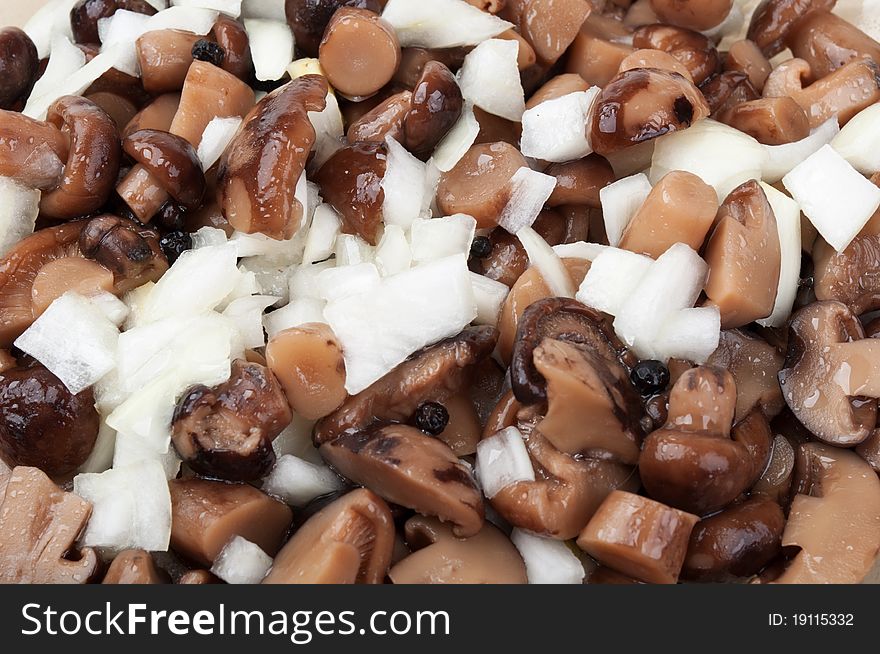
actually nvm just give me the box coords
[632,24,720,85]
[545,154,615,208]
[700,70,760,120]
[722,96,811,145]
[785,58,880,128]
[703,180,781,329]
[753,433,797,505]
[775,443,880,583]
[30,257,114,317]
[102,550,170,584]
[70,0,158,45]
[404,61,463,159]
[169,477,293,567]
[136,30,204,95]
[389,515,527,584]
[171,359,292,482]
[813,233,880,315]
[526,73,590,110]
[264,488,394,583]
[78,214,168,293]
[211,15,254,81]
[857,429,880,473]
[747,0,836,57]
[724,39,772,93]
[347,91,412,144]
[566,16,634,88]
[285,0,383,58]
[0,360,99,477]
[618,48,695,81]
[0,110,68,190]
[320,423,485,537]
[0,28,38,109]
[650,0,732,31]
[515,0,592,65]
[589,68,710,156]
[0,466,98,583]
[786,10,880,79]
[219,75,327,239]
[577,490,699,584]
[123,128,206,212]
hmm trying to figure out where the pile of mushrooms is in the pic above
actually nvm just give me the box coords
[0,0,879,586]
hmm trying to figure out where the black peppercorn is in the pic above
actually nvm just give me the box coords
[414,401,449,436]
[469,236,493,259]
[630,360,670,396]
[191,40,226,67]
[159,230,193,264]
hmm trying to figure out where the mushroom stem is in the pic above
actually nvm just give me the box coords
[828,339,880,397]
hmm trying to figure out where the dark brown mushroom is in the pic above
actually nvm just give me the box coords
[0,360,99,477]
[753,433,797,504]
[857,429,880,473]
[346,90,412,144]
[404,61,463,159]
[392,46,469,89]
[85,91,138,130]
[472,227,530,288]
[314,325,498,444]
[171,359,292,482]
[632,24,720,85]
[0,28,38,109]
[813,232,880,315]
[700,70,760,120]
[650,0,732,31]
[0,466,98,583]
[263,488,394,583]
[0,110,68,190]
[78,214,168,293]
[123,128,206,211]
[169,477,293,567]
[545,154,615,208]
[389,515,528,584]
[211,15,254,81]
[102,550,170,584]
[70,0,158,45]
[285,0,383,57]
[722,96,811,145]
[589,67,710,156]
[778,300,880,446]
[219,74,327,239]
[747,0,836,57]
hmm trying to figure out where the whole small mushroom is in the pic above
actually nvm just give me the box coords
[123,129,206,212]
[0,28,39,109]
[78,214,168,293]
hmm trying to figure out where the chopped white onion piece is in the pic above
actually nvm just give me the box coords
[218,268,261,310]
[783,144,880,252]
[0,177,40,257]
[272,413,322,464]
[263,454,345,507]
[211,536,272,584]
[198,116,243,170]
[317,262,382,302]
[431,102,480,172]
[241,0,286,20]
[476,427,535,498]
[652,306,721,363]
[335,233,374,265]
[190,226,228,249]
[520,89,599,163]
[576,248,652,316]
[244,19,294,81]
[552,241,608,261]
[222,295,278,349]
[856,0,880,41]
[458,39,525,122]
[517,226,576,297]
[375,225,413,277]
[23,35,86,118]
[230,231,302,261]
[74,459,172,553]
[89,291,130,327]
[15,292,118,395]
[763,117,840,183]
[600,173,653,247]
[606,139,655,178]
[98,10,152,76]
[650,119,767,201]
[511,529,585,585]
[112,431,182,480]
[240,259,293,304]
[302,204,342,264]
[409,214,477,263]
[498,167,557,234]
[470,272,509,326]
[77,419,117,475]
[289,261,335,299]
[757,183,803,327]
[325,254,476,394]
[171,0,242,17]
[264,297,327,339]
[382,137,429,229]
[105,373,181,448]
[382,0,512,48]
[308,92,345,170]
[832,104,880,175]
[24,0,80,59]
[146,5,220,32]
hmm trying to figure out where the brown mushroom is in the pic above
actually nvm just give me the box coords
[747,0,836,57]
[775,442,880,583]
[0,360,99,477]
[589,67,710,156]
[466,0,507,12]
[404,61,463,159]
[473,105,523,146]
[472,227,530,288]
[70,0,158,45]
[392,46,469,89]
[171,359,292,482]
[169,477,293,567]
[123,92,180,139]
[177,569,221,584]
[85,91,138,131]
[136,29,203,95]
[650,0,732,31]
[762,56,813,98]
[347,91,412,144]
[528,74,591,111]
[778,300,880,446]
[786,10,880,79]
[314,140,387,244]
[211,15,254,81]
[102,550,170,584]
[724,39,772,93]
[0,466,98,583]
[700,70,761,120]
[219,75,327,239]
[703,180,781,329]
[266,322,348,421]
[639,367,773,515]
[577,490,699,584]
[682,496,785,581]
[321,423,484,537]
[30,257,114,317]
[786,58,880,128]
[857,429,880,473]
[516,0,592,65]
[0,28,39,109]
[722,96,811,145]
[632,24,720,85]
[753,433,797,505]
[813,232,880,315]
[430,392,482,456]
[496,28,538,71]
[566,18,634,87]
[545,154,615,208]
[619,170,718,258]
[389,515,528,584]
[707,329,785,422]
[319,7,400,100]
[618,48,694,81]
[123,128,206,211]
[285,0,383,57]
[315,325,497,444]
[263,488,394,583]
[0,110,68,190]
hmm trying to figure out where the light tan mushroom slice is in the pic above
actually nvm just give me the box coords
[577,490,699,584]
[704,180,781,329]
[618,170,718,258]
[496,29,537,71]
[533,338,641,464]
[518,0,592,65]
[813,232,880,315]
[665,366,736,438]
[775,443,880,584]
[431,392,482,457]
[102,550,170,584]
[650,0,732,31]
[789,58,880,128]
[320,424,484,538]
[0,466,97,584]
[389,515,527,584]
[263,489,395,584]
[30,257,114,316]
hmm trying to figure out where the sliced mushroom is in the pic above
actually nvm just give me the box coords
[389,515,527,584]
[856,429,880,473]
[211,15,254,81]
[321,423,484,537]
[78,214,168,293]
[577,490,699,584]
[813,232,880,315]
[700,70,760,120]
[704,180,781,329]
[263,488,394,584]
[0,360,99,477]
[171,359,292,482]
[30,257,114,317]
[724,39,772,93]
[102,550,170,584]
[428,392,482,456]
[786,10,880,79]
[516,0,592,65]
[0,466,97,583]
[762,56,813,98]
[619,170,718,258]
[778,300,880,446]
[169,477,293,567]
[590,68,710,156]
[0,28,38,109]
[632,24,720,85]
[404,61,463,159]
[747,0,836,57]
[314,325,497,444]
[123,92,180,139]
[775,443,880,583]
[0,110,68,190]
[566,19,634,88]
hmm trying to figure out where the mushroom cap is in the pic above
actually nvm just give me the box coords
[632,24,720,85]
[0,109,68,190]
[102,549,169,584]
[748,0,837,57]
[404,61,463,159]
[285,0,383,58]
[123,128,206,210]
[78,214,168,293]
[0,28,39,109]
[813,232,880,315]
